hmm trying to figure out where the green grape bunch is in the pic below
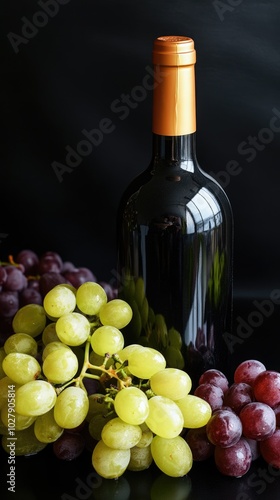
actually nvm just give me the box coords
[0,280,212,480]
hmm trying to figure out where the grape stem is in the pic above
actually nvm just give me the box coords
[0,256,20,267]
[55,337,132,395]
[0,254,40,280]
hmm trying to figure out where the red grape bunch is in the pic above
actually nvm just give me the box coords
[0,249,117,346]
[185,360,280,478]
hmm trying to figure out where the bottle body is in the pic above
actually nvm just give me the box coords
[116,37,233,386]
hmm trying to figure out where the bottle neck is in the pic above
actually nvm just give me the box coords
[152,133,197,162]
[151,37,197,169]
[152,63,196,136]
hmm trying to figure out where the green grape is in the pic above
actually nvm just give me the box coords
[86,393,109,422]
[117,344,141,363]
[34,408,63,443]
[111,353,132,380]
[90,325,124,356]
[15,380,57,417]
[154,314,168,348]
[151,435,193,477]
[167,327,182,349]
[76,281,107,315]
[91,351,113,367]
[43,284,76,319]
[42,322,59,345]
[43,348,78,384]
[101,417,142,450]
[175,394,212,428]
[147,328,161,349]
[150,368,192,400]
[124,299,142,338]
[4,333,38,357]
[148,306,155,326]
[55,312,91,346]
[121,275,135,302]
[134,277,145,307]
[2,424,47,456]
[127,346,166,379]
[140,296,149,329]
[88,412,117,441]
[92,439,130,479]
[54,386,89,429]
[42,340,71,361]
[145,396,184,439]
[62,283,77,294]
[0,348,6,378]
[114,387,149,425]
[99,299,133,329]
[2,353,41,385]
[0,376,20,411]
[89,350,104,366]
[163,346,185,370]
[1,403,36,431]
[12,304,47,337]
[127,444,153,471]
[136,423,154,448]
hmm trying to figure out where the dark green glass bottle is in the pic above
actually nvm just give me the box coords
[117,36,233,387]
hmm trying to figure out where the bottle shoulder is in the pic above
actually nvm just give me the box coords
[120,163,231,207]
[118,163,233,232]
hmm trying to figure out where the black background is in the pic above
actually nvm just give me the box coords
[2,0,280,294]
[1,2,280,499]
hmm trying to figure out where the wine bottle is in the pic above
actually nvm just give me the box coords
[116,36,233,387]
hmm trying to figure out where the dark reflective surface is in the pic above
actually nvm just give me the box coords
[1,429,280,500]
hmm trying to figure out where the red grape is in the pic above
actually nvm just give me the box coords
[193,383,224,411]
[52,431,85,461]
[214,437,252,477]
[223,382,254,414]
[253,370,280,408]
[198,368,229,394]
[244,437,260,461]
[184,426,215,461]
[3,266,27,292]
[98,281,117,301]
[62,267,96,287]
[0,267,7,286]
[61,261,76,273]
[15,249,39,275]
[259,428,280,468]
[39,272,70,297]
[19,287,43,306]
[0,291,19,317]
[234,359,266,386]
[273,404,280,426]
[206,409,242,447]
[27,279,40,291]
[212,405,234,414]
[239,402,276,441]
[38,251,63,274]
